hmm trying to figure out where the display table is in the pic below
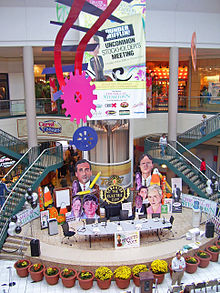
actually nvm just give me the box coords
[76,218,172,248]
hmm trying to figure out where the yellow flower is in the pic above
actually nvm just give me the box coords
[132,264,148,277]
[151,259,168,274]
[114,266,131,280]
[95,266,113,280]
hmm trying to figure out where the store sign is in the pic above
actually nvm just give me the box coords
[182,194,217,216]
[16,205,40,226]
[115,231,140,249]
[0,156,15,168]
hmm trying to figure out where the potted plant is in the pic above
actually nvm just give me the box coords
[184,256,200,274]
[60,268,77,288]
[77,270,95,290]
[95,266,113,290]
[14,259,31,278]
[206,245,220,262]
[114,265,132,289]
[44,267,60,285]
[215,240,220,248]
[196,250,211,268]
[132,264,148,287]
[28,263,45,282]
[150,259,168,284]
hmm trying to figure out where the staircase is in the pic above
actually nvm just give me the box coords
[0,143,63,250]
[177,113,220,149]
[0,129,28,160]
[144,138,219,199]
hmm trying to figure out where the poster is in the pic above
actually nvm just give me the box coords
[171,178,182,213]
[182,194,217,216]
[40,210,49,229]
[16,205,40,226]
[115,231,140,249]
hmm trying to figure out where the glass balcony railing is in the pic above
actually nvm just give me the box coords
[0,95,219,118]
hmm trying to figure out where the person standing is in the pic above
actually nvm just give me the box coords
[200,114,207,136]
[0,178,11,208]
[159,133,167,157]
[200,158,206,174]
[171,251,186,286]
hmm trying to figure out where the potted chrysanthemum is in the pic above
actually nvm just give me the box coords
[196,250,211,268]
[114,265,132,289]
[132,264,148,287]
[60,268,77,288]
[95,266,113,290]
[150,259,168,284]
[205,245,220,262]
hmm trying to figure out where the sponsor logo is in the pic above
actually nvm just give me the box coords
[119,110,130,115]
[120,102,129,108]
[105,103,117,108]
[96,104,102,108]
[39,120,62,134]
[134,111,145,114]
[132,102,144,108]
[106,110,116,115]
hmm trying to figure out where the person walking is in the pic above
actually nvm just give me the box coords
[0,178,11,208]
[200,114,207,136]
[200,158,206,174]
[171,250,186,286]
[159,133,167,157]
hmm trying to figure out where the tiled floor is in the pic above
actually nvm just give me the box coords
[0,259,219,293]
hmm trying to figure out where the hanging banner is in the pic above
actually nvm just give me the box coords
[182,194,217,216]
[171,178,182,213]
[49,77,58,112]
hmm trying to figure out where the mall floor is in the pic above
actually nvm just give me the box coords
[0,258,220,293]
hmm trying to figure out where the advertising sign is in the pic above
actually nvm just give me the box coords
[182,194,217,216]
[115,231,140,249]
[16,205,40,227]
[171,178,182,213]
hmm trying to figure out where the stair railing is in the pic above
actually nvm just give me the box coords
[145,137,209,181]
[0,143,63,246]
[178,113,220,145]
[176,141,220,184]
[0,129,28,154]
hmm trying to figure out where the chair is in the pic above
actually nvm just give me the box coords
[61,222,77,246]
[98,217,107,223]
[86,218,95,225]
[139,214,146,219]
[120,210,129,221]
[163,215,175,237]
[110,216,120,222]
[152,213,161,218]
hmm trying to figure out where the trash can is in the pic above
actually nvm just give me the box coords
[205,221,214,238]
[48,218,58,236]
[30,239,40,257]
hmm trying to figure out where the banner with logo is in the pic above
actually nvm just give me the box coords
[115,231,140,249]
[182,194,217,216]
[88,81,146,120]
[16,205,40,226]
[17,118,77,139]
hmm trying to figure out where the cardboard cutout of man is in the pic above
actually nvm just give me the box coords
[81,193,100,219]
[72,159,99,209]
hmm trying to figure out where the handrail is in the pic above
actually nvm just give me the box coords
[2,147,32,180]
[176,141,220,182]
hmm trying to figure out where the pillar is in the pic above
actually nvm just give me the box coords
[168,47,179,142]
[23,46,38,148]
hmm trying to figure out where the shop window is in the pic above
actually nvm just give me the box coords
[0,73,9,110]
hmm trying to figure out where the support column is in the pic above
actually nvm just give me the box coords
[168,47,179,142]
[23,46,38,148]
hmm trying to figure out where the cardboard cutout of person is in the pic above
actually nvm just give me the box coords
[81,193,100,219]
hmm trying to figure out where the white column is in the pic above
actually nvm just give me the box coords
[23,46,38,148]
[129,119,134,187]
[168,47,179,142]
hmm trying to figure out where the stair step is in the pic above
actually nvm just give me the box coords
[193,179,201,185]
[185,171,194,178]
[3,242,28,250]
[0,254,21,261]
[182,168,191,175]
[5,237,31,246]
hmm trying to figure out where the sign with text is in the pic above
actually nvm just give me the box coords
[114,231,140,249]
[16,205,40,226]
[182,194,217,216]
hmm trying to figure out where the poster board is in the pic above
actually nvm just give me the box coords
[54,187,71,208]
[40,210,49,229]
[114,231,140,249]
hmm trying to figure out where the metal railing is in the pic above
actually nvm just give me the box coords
[0,143,63,247]
[145,138,208,181]
[0,128,28,155]
[177,113,220,146]
[176,141,220,183]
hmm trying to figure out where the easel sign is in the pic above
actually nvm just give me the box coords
[40,210,49,229]
[54,187,71,209]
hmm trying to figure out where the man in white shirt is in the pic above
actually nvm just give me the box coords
[171,250,186,286]
[159,133,167,157]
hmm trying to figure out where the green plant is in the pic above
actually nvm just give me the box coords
[114,266,131,280]
[151,259,168,274]
[185,256,198,264]
[208,246,219,252]
[95,266,113,280]
[61,268,75,278]
[79,271,93,280]
[132,264,148,277]
[15,260,29,268]
[31,264,43,272]
[45,267,58,276]
[197,250,209,258]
